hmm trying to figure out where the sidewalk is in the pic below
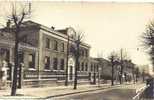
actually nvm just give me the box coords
[0,82,145,99]
[0,84,110,97]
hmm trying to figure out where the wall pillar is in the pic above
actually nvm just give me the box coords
[0,60,9,89]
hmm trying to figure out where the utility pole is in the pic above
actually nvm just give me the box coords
[120,48,123,84]
[111,57,114,86]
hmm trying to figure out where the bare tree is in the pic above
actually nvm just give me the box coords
[119,48,130,84]
[142,21,154,67]
[108,51,119,86]
[134,67,140,83]
[72,30,84,90]
[4,2,31,96]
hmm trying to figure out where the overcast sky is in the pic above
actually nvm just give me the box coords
[1,1,154,66]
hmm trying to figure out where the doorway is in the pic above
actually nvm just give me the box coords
[68,65,74,81]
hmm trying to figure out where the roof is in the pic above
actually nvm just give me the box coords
[56,29,68,35]
[0,29,15,41]
[0,20,91,49]
[23,20,91,48]
[0,23,37,50]
[94,57,109,62]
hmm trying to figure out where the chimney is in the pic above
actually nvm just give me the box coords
[51,26,55,30]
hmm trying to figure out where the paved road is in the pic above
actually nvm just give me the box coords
[52,86,136,100]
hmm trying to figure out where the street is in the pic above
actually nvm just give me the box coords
[52,84,138,100]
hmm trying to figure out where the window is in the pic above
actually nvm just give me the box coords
[53,58,58,70]
[45,56,50,70]
[78,63,80,71]
[70,45,75,53]
[81,49,84,56]
[90,63,93,71]
[94,64,96,72]
[28,54,35,69]
[81,62,84,71]
[61,43,64,52]
[60,59,64,70]
[46,38,50,49]
[85,63,88,71]
[85,50,88,57]
[23,35,28,43]
[53,40,58,51]
[96,65,99,72]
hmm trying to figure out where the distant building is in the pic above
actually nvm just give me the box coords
[95,58,135,83]
[122,60,134,82]
[89,58,99,84]
[139,65,154,75]
[94,58,112,80]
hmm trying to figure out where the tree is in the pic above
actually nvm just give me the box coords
[142,69,145,83]
[4,2,31,96]
[108,51,119,86]
[72,30,84,90]
[119,48,129,84]
[132,64,136,84]
[134,67,140,83]
[142,21,154,67]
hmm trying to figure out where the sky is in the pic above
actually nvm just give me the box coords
[0,1,154,66]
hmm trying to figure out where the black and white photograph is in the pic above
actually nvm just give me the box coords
[0,0,153,100]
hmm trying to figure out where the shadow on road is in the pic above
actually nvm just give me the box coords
[54,88,136,100]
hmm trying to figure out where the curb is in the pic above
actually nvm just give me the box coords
[45,83,143,99]
[45,85,121,99]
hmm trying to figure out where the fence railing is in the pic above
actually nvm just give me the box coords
[132,85,149,100]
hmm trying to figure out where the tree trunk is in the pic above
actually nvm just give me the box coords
[74,42,79,89]
[111,61,114,86]
[11,29,19,96]
[18,63,22,89]
[93,66,96,84]
[136,75,138,83]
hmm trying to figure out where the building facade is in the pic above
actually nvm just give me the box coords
[0,20,97,87]
[0,20,135,88]
[95,58,135,83]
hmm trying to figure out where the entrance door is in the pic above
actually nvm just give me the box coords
[68,57,75,81]
[69,66,73,80]
[68,65,74,81]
